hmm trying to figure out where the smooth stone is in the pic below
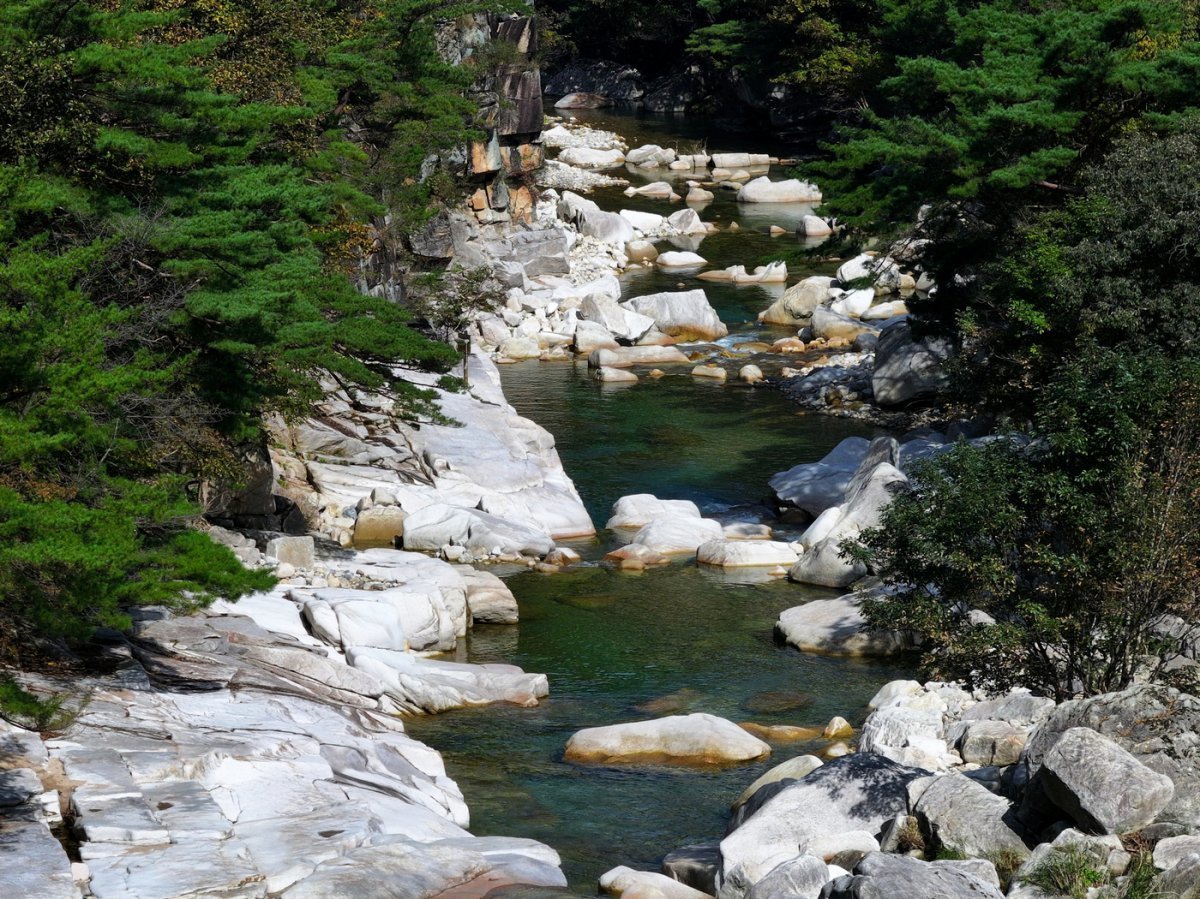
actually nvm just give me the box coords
[733,756,824,810]
[739,365,763,384]
[821,853,1004,899]
[914,773,1030,861]
[266,536,315,569]
[607,494,702,529]
[600,866,711,898]
[565,713,771,765]
[596,366,639,383]
[736,177,821,203]
[604,544,671,570]
[719,754,923,898]
[692,365,727,381]
[801,215,833,237]
[776,594,912,656]
[620,208,666,231]
[588,346,691,368]
[630,515,724,555]
[557,146,625,168]
[621,289,728,341]
[745,854,827,899]
[657,251,707,268]
[697,540,799,568]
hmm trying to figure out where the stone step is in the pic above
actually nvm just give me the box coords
[141,780,233,840]
[71,788,168,844]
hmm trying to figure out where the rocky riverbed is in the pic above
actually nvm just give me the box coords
[9,105,1199,899]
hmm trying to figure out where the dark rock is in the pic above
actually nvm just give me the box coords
[553,92,611,109]
[543,59,643,100]
[871,319,954,408]
[661,842,719,894]
[410,209,456,259]
[644,72,699,113]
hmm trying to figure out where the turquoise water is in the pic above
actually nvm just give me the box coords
[407,364,908,892]
[404,107,911,894]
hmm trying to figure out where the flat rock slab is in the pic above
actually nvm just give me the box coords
[565,713,770,765]
[140,780,233,840]
[630,516,724,555]
[87,836,266,899]
[71,789,170,844]
[0,819,75,899]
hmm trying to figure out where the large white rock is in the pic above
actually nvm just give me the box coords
[737,177,821,203]
[628,181,676,199]
[558,191,635,244]
[601,865,712,898]
[657,250,707,268]
[789,454,907,588]
[348,647,549,713]
[557,147,626,168]
[574,319,620,354]
[619,208,666,231]
[607,494,702,529]
[668,207,708,235]
[565,713,770,764]
[1039,727,1175,834]
[620,289,728,341]
[758,277,835,326]
[588,345,691,367]
[810,306,879,342]
[776,594,912,656]
[402,504,554,558]
[697,540,800,568]
[719,754,922,898]
[801,215,833,237]
[626,144,677,167]
[631,515,724,555]
[768,437,872,516]
[829,288,875,318]
[836,253,901,290]
[580,294,656,342]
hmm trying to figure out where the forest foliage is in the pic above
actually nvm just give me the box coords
[817,0,1200,697]
[0,0,486,662]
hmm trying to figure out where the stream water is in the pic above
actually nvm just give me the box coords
[406,106,913,894]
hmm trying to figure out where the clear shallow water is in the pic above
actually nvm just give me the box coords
[407,367,907,893]
[405,106,912,894]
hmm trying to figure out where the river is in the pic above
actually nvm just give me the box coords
[406,105,913,894]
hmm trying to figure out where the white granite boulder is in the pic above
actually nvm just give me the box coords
[736,177,821,203]
[565,713,770,765]
[621,289,728,341]
[697,539,800,568]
